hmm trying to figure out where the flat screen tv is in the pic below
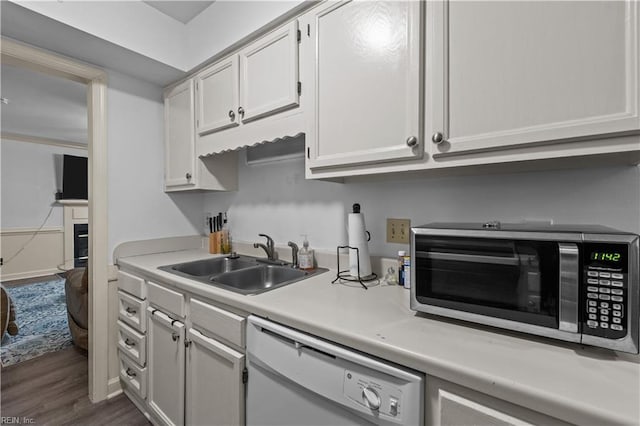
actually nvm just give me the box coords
[62,154,88,200]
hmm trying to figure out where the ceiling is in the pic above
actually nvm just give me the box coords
[144,1,215,24]
[1,63,88,144]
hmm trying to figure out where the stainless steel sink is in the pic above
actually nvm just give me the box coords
[167,256,256,276]
[159,255,327,294]
[212,265,309,293]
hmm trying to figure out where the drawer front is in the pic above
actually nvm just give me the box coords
[118,320,147,367]
[147,281,185,318]
[118,270,146,299]
[191,298,246,350]
[118,291,147,332]
[119,351,147,400]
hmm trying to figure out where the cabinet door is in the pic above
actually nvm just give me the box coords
[185,328,245,426]
[164,80,196,189]
[429,1,640,159]
[196,56,239,136]
[239,21,299,123]
[147,308,185,426]
[427,377,570,426]
[303,0,423,170]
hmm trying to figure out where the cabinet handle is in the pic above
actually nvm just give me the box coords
[228,110,235,120]
[124,338,136,347]
[185,172,192,180]
[125,307,136,316]
[406,136,418,147]
[125,368,137,378]
[432,132,447,145]
[171,332,180,342]
[238,107,245,116]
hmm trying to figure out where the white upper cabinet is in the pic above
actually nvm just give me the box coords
[164,79,238,193]
[239,21,299,123]
[428,0,640,159]
[164,80,196,189]
[196,56,240,136]
[196,22,303,156]
[303,0,423,172]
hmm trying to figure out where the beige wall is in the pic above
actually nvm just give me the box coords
[1,227,64,281]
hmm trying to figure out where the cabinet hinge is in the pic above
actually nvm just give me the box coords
[0,257,3,266]
[184,339,191,348]
[307,147,310,159]
[242,367,248,384]
[297,29,301,43]
[297,81,302,96]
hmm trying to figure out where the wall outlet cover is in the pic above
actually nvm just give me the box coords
[387,218,411,244]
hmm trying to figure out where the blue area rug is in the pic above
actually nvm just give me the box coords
[1,278,73,366]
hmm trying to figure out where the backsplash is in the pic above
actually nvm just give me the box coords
[203,149,640,258]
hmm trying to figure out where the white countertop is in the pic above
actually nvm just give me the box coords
[118,249,640,425]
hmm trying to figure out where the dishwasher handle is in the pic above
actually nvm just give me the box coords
[260,326,336,359]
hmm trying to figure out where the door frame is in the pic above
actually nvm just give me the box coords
[1,37,110,402]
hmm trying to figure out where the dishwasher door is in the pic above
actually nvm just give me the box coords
[246,316,424,426]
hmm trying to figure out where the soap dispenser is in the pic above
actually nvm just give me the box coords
[298,235,315,270]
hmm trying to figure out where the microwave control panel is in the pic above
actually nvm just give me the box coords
[582,243,628,339]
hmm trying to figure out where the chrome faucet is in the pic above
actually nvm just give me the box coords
[254,234,276,260]
[287,241,299,269]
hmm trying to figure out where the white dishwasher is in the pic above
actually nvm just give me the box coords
[246,316,424,426]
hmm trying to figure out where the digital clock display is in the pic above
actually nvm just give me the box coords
[591,252,622,262]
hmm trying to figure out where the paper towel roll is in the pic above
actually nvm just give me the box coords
[348,212,372,278]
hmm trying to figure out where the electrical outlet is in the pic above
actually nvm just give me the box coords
[387,218,411,244]
[205,212,212,229]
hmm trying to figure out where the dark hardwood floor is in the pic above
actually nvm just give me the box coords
[1,347,150,425]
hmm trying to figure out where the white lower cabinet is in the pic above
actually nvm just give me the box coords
[427,376,570,426]
[186,328,245,426]
[137,282,247,426]
[117,270,149,414]
[147,307,186,426]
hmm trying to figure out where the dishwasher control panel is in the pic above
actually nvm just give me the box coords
[344,370,404,419]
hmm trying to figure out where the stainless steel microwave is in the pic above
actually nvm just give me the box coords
[410,222,639,353]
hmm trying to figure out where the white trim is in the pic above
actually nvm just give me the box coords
[1,37,110,403]
[1,268,64,282]
[1,227,63,236]
[107,377,123,399]
[57,199,89,206]
[1,132,88,150]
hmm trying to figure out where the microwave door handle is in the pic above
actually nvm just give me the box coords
[558,243,580,333]
[415,251,520,266]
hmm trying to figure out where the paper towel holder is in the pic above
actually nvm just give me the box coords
[331,245,378,290]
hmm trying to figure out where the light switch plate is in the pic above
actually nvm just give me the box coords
[387,218,411,244]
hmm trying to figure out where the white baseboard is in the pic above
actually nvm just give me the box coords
[107,377,123,399]
[0,268,63,282]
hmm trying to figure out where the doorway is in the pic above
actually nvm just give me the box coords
[1,38,109,402]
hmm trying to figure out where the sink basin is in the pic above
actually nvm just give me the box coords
[212,265,309,293]
[159,255,327,294]
[166,256,256,277]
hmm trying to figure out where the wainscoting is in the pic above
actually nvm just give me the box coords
[1,227,64,281]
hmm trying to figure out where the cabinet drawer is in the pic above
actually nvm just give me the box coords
[118,291,147,333]
[147,281,185,318]
[117,270,146,299]
[119,351,147,400]
[190,298,245,350]
[118,320,147,367]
